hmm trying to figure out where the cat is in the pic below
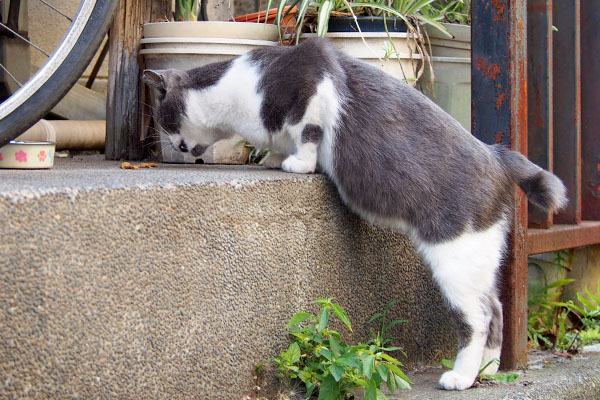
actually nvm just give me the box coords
[143,38,567,391]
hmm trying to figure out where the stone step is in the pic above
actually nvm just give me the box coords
[0,156,455,398]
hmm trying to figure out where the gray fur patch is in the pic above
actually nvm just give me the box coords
[248,41,337,132]
[301,124,323,144]
[485,298,503,349]
[449,307,473,350]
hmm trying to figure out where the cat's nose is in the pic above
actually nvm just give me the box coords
[179,140,188,152]
[191,144,207,157]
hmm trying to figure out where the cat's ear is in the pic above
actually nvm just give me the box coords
[143,69,191,94]
[143,69,168,92]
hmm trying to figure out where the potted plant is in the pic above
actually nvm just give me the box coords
[141,0,280,164]
[419,0,471,130]
[266,0,450,85]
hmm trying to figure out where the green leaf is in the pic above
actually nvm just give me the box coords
[379,353,402,365]
[329,335,342,357]
[336,353,362,370]
[368,313,384,324]
[376,391,389,400]
[385,363,411,383]
[318,374,340,400]
[441,358,455,369]
[331,302,353,332]
[287,342,301,364]
[379,346,404,353]
[394,374,411,390]
[319,348,334,361]
[317,0,335,37]
[362,354,375,380]
[385,319,408,330]
[365,378,377,400]
[585,285,600,305]
[318,307,330,332]
[376,364,388,382]
[480,372,520,383]
[577,292,596,311]
[328,364,345,382]
[478,358,500,375]
[298,369,312,383]
[306,382,316,398]
[546,279,575,290]
[287,312,313,329]
[386,368,396,394]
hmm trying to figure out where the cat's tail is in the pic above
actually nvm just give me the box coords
[495,146,568,213]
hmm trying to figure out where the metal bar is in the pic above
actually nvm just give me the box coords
[580,0,600,220]
[527,0,553,229]
[553,0,581,225]
[85,37,109,89]
[472,0,528,370]
[527,221,600,255]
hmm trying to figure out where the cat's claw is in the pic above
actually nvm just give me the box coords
[438,370,476,391]
[281,155,316,174]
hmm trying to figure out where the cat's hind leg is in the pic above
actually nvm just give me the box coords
[480,296,503,375]
[418,220,508,390]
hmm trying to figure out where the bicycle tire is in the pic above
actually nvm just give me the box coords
[0,0,119,147]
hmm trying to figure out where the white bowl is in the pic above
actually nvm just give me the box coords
[0,140,56,169]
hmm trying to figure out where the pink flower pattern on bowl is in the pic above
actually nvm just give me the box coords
[15,150,27,163]
[38,150,47,162]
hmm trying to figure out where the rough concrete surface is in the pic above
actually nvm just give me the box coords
[391,351,600,400]
[0,157,455,399]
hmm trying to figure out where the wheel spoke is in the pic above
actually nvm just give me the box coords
[38,0,73,22]
[0,63,23,87]
[0,22,50,57]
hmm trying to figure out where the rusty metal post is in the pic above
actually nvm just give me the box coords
[471,0,529,370]
[580,0,600,220]
[552,0,581,224]
[527,0,553,229]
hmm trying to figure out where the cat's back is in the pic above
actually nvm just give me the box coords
[326,49,511,243]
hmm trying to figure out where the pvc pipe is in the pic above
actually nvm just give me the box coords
[16,120,105,150]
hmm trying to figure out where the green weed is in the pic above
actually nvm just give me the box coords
[273,298,410,400]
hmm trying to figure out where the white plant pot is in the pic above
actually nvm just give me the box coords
[426,23,471,58]
[421,23,471,131]
[141,22,279,164]
[301,32,422,86]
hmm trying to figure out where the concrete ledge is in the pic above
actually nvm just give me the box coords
[0,157,454,398]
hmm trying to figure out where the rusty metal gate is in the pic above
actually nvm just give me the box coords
[471,0,600,369]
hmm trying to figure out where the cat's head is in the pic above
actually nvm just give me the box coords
[143,69,224,157]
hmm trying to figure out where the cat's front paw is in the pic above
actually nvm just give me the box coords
[438,370,475,391]
[281,155,316,174]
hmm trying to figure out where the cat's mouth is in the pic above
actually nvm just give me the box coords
[190,144,208,157]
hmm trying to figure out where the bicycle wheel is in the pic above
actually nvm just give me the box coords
[0,0,118,147]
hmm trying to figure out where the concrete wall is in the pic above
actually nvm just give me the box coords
[0,162,455,399]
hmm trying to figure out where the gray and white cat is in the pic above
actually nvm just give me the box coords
[143,38,567,391]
